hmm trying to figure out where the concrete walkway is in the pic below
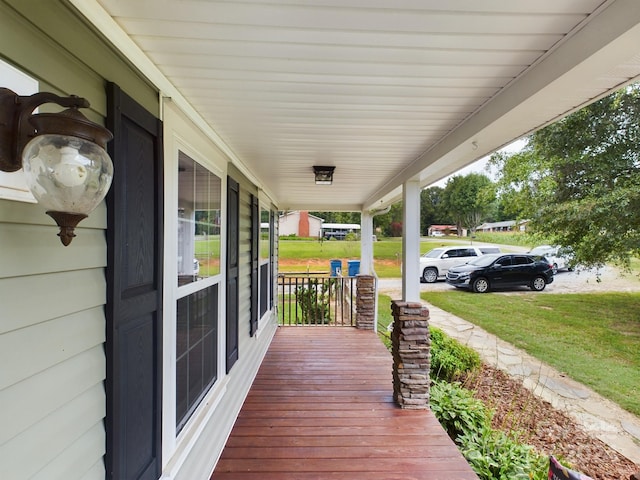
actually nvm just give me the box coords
[378,284,640,468]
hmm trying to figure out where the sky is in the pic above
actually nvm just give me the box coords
[429,138,527,188]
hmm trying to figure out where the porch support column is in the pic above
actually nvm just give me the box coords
[357,211,378,331]
[402,179,421,302]
[391,300,430,409]
[360,211,374,275]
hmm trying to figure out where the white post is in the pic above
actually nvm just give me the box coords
[360,211,374,275]
[402,179,421,302]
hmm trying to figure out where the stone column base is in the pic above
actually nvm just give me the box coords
[391,300,430,409]
[355,275,375,330]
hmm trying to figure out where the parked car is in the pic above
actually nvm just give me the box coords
[445,253,554,293]
[528,245,573,274]
[431,230,445,237]
[419,246,500,283]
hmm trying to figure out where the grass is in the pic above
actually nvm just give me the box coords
[277,237,481,277]
[473,231,540,247]
[376,294,393,349]
[421,290,640,416]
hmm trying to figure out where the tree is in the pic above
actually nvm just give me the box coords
[490,84,640,268]
[310,211,360,224]
[373,202,403,237]
[441,173,495,235]
[420,186,451,235]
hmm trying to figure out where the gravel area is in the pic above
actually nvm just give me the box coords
[387,264,640,295]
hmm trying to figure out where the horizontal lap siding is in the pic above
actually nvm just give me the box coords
[0,1,157,479]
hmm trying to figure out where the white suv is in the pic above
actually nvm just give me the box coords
[528,245,573,274]
[419,246,500,283]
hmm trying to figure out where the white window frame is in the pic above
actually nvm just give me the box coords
[258,199,272,323]
[161,100,229,473]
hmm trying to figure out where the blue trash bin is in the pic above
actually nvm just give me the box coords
[330,259,343,276]
[348,260,360,276]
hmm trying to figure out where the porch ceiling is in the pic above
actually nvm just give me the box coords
[75,0,640,211]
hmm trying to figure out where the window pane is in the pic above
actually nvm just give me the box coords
[176,356,188,425]
[176,284,219,432]
[260,263,268,317]
[178,152,221,286]
[260,208,270,261]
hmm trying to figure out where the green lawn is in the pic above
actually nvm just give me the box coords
[376,294,393,349]
[421,290,640,416]
[277,237,478,277]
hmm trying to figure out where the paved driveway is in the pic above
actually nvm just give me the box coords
[378,265,640,296]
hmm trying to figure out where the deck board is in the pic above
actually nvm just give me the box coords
[211,327,478,480]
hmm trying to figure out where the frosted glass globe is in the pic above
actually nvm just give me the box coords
[22,134,113,215]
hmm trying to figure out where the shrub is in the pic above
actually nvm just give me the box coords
[430,327,481,381]
[295,279,331,323]
[458,425,548,480]
[430,380,490,442]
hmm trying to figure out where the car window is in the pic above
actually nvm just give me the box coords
[467,254,500,267]
[496,256,513,266]
[448,249,474,258]
[514,256,533,265]
[424,249,444,258]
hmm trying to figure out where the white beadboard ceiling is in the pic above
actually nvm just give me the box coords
[75,0,640,211]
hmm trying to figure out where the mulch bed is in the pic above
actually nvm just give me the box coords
[467,364,639,480]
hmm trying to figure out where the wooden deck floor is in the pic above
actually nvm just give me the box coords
[211,327,478,480]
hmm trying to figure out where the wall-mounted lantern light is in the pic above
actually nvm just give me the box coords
[0,87,113,245]
[313,165,335,185]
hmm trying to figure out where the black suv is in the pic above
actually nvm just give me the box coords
[445,253,554,293]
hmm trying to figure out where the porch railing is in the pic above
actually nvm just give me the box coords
[277,273,357,326]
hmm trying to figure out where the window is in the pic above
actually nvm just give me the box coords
[497,256,513,266]
[514,256,533,265]
[176,284,218,432]
[177,152,221,285]
[259,208,270,317]
[176,151,222,431]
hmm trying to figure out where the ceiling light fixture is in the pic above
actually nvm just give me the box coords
[313,165,335,185]
[0,88,113,245]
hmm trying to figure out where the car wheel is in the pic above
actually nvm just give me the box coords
[552,263,558,275]
[531,276,547,291]
[472,277,490,293]
[422,267,438,283]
